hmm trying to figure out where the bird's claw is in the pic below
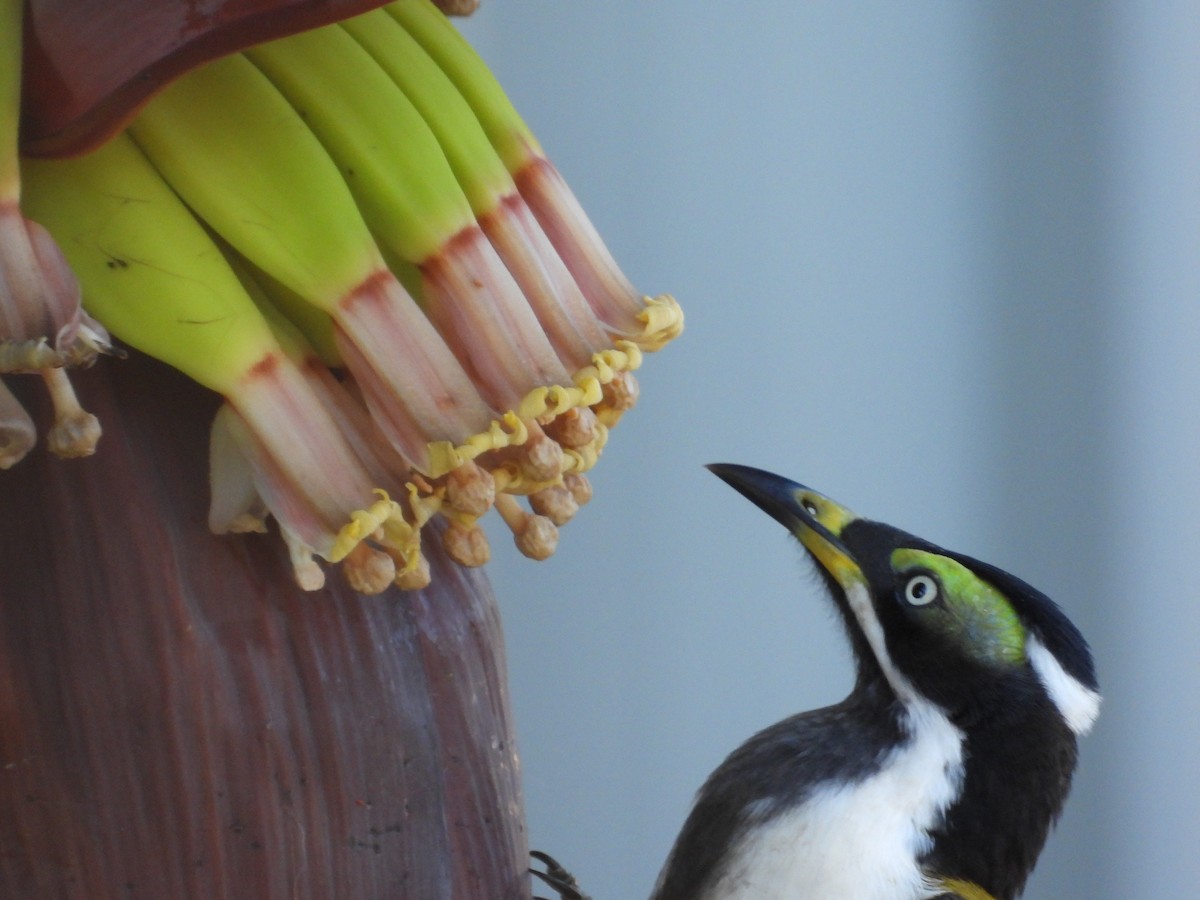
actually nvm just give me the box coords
[530,850,591,900]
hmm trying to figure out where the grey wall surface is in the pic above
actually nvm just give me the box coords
[458,3,1200,897]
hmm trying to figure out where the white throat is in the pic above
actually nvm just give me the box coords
[703,583,965,900]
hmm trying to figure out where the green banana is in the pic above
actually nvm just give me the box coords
[1,0,20,198]
[21,135,281,397]
[227,247,344,369]
[384,0,682,348]
[20,133,415,592]
[384,0,536,176]
[338,10,512,220]
[244,24,572,411]
[340,8,611,374]
[124,52,494,473]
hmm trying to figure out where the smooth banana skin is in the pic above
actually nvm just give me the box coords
[385,0,682,348]
[21,134,278,397]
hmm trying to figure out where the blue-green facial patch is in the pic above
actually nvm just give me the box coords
[890,549,1027,668]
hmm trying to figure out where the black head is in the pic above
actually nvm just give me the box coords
[707,463,1099,730]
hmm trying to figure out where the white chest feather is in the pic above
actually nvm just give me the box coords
[704,700,964,900]
[704,581,966,900]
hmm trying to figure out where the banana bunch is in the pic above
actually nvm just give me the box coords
[1,0,111,467]
[15,0,683,593]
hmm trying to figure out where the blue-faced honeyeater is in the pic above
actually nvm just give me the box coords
[650,464,1100,900]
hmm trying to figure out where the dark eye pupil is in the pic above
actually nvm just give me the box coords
[911,581,927,598]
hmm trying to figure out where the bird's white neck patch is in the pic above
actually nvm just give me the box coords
[703,583,965,899]
[1027,635,1101,735]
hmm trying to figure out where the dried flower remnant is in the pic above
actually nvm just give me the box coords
[1,0,111,460]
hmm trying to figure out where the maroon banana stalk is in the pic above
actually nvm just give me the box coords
[0,351,530,898]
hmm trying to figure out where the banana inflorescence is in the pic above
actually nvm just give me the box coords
[12,0,683,593]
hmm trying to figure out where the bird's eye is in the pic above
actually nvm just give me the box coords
[903,574,939,607]
[801,498,819,517]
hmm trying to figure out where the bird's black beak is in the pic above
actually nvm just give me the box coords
[707,463,866,589]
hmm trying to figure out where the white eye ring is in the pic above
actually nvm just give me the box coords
[904,574,939,606]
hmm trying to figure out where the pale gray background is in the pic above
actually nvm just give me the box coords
[459,3,1200,898]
